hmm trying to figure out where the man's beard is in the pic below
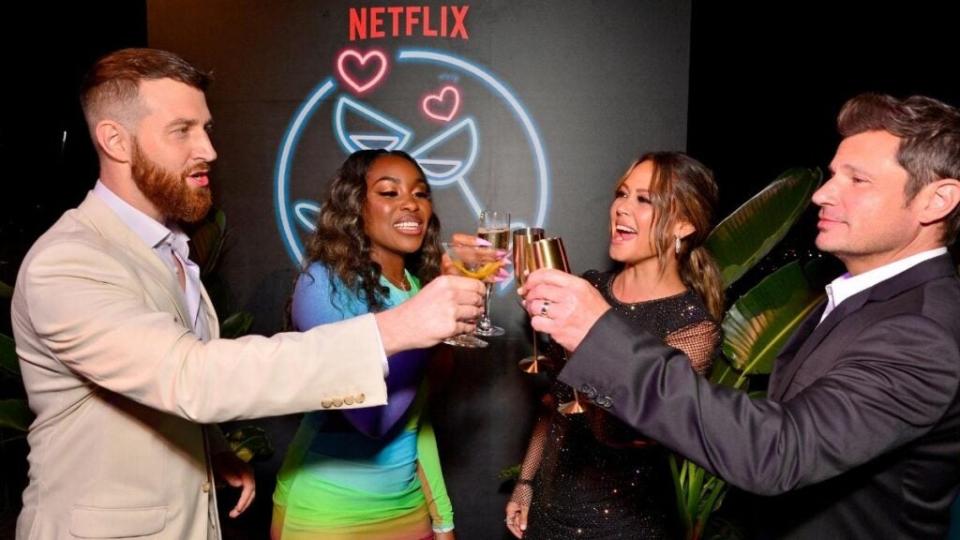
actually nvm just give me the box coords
[131,140,212,223]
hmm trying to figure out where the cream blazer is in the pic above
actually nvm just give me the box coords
[12,193,388,539]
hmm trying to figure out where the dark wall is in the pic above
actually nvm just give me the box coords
[146,0,693,335]
[688,2,960,240]
[0,3,147,287]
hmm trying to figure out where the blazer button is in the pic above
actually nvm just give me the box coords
[344,396,355,405]
[356,393,365,404]
[595,396,613,409]
[579,384,598,400]
[201,481,211,493]
[321,400,333,409]
[333,398,344,407]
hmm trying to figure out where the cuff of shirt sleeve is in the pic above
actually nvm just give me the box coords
[433,524,455,533]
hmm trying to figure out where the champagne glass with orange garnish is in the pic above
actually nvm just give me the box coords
[442,241,503,348]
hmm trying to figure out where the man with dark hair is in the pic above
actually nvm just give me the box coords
[12,48,485,539]
[521,93,960,538]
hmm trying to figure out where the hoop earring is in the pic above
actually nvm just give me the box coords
[675,236,681,254]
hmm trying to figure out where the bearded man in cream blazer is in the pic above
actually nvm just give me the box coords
[11,48,485,540]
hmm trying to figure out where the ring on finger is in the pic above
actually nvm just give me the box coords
[539,300,550,318]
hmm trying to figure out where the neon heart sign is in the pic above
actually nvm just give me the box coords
[336,48,388,94]
[421,85,461,122]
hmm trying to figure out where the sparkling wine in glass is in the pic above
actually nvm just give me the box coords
[442,242,501,348]
[475,211,510,337]
[514,227,548,373]
[531,237,585,414]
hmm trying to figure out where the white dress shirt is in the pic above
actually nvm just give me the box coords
[93,181,210,340]
[820,247,948,323]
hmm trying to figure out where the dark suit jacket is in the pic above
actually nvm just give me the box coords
[558,254,960,539]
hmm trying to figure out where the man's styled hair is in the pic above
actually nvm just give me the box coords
[838,93,960,243]
[80,48,211,130]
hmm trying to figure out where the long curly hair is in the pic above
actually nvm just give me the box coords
[302,149,442,312]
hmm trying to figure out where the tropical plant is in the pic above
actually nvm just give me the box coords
[670,167,832,539]
[185,208,256,340]
[225,425,274,463]
[0,359,31,432]
[0,283,31,434]
[0,279,30,527]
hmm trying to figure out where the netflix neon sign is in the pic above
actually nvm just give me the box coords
[348,5,469,41]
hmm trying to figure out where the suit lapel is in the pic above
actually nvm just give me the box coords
[779,301,826,360]
[770,292,868,401]
[768,301,826,400]
[76,192,192,325]
[769,254,957,402]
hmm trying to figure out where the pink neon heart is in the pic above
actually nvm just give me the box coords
[336,49,388,94]
[421,85,461,122]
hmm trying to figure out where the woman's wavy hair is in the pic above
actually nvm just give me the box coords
[618,152,725,320]
[302,149,442,312]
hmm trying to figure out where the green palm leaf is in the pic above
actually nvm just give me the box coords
[0,334,19,377]
[706,168,821,288]
[189,209,227,277]
[0,399,33,432]
[0,280,12,300]
[219,311,254,339]
[670,456,693,535]
[722,259,832,378]
[706,355,740,389]
[225,425,274,462]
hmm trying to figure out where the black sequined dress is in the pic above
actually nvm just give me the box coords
[521,270,719,539]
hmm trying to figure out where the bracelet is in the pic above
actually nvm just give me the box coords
[516,478,534,485]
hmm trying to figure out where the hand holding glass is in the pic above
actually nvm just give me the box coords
[530,237,585,414]
[442,242,502,348]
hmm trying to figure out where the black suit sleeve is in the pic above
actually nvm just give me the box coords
[557,309,960,495]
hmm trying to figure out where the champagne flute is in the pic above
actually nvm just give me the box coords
[514,227,547,373]
[531,237,585,415]
[442,242,501,348]
[475,211,510,337]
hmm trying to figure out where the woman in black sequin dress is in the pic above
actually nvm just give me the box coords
[506,152,724,539]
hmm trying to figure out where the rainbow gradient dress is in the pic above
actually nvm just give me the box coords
[272,263,454,539]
